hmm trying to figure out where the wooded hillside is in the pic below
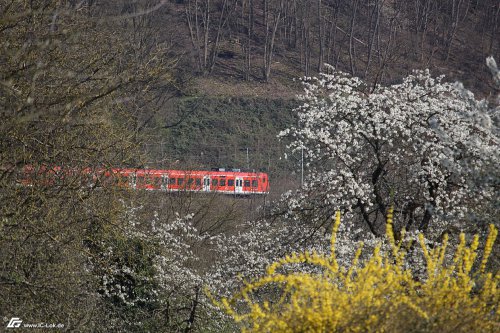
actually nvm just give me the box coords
[132,0,500,181]
[161,0,499,95]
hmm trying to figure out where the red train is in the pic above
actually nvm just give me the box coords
[19,166,270,195]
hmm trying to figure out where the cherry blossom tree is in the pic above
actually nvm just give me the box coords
[279,65,499,238]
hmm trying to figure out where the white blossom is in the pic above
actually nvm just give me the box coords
[279,65,499,238]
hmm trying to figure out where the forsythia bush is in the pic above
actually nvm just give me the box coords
[215,210,499,332]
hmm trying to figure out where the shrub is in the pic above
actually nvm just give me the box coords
[214,210,499,333]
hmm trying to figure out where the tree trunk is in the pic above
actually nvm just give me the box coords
[263,0,283,82]
[317,0,324,72]
[348,0,359,76]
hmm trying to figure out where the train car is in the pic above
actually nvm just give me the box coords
[18,165,270,195]
[159,168,269,195]
[19,164,75,187]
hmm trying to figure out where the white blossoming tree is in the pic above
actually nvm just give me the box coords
[279,65,499,237]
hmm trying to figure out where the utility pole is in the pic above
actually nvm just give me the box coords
[246,147,250,170]
[301,147,304,187]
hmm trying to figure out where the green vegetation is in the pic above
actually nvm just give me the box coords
[149,97,298,173]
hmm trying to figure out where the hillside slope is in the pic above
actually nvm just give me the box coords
[127,0,499,184]
[164,0,499,97]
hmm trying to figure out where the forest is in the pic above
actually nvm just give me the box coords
[1,1,499,332]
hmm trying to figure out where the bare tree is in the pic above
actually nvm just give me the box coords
[262,0,284,82]
[242,0,254,80]
[185,0,237,75]
[0,1,178,330]
[186,0,211,74]
[348,0,359,76]
[364,0,383,77]
[317,0,324,72]
[444,0,471,62]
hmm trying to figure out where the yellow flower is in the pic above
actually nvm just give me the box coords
[213,210,499,333]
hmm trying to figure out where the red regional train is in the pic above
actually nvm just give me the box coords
[19,165,270,195]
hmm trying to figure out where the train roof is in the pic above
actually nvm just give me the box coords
[21,165,268,178]
[130,169,268,177]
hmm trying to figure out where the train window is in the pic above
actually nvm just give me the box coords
[212,179,218,186]
[153,177,162,187]
[82,174,90,186]
[244,180,250,187]
[220,179,226,186]
[136,175,145,186]
[99,173,111,186]
[177,178,184,185]
[228,179,234,186]
[195,178,201,186]
[252,180,258,187]
[188,178,194,185]
[119,175,128,185]
[169,178,176,185]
